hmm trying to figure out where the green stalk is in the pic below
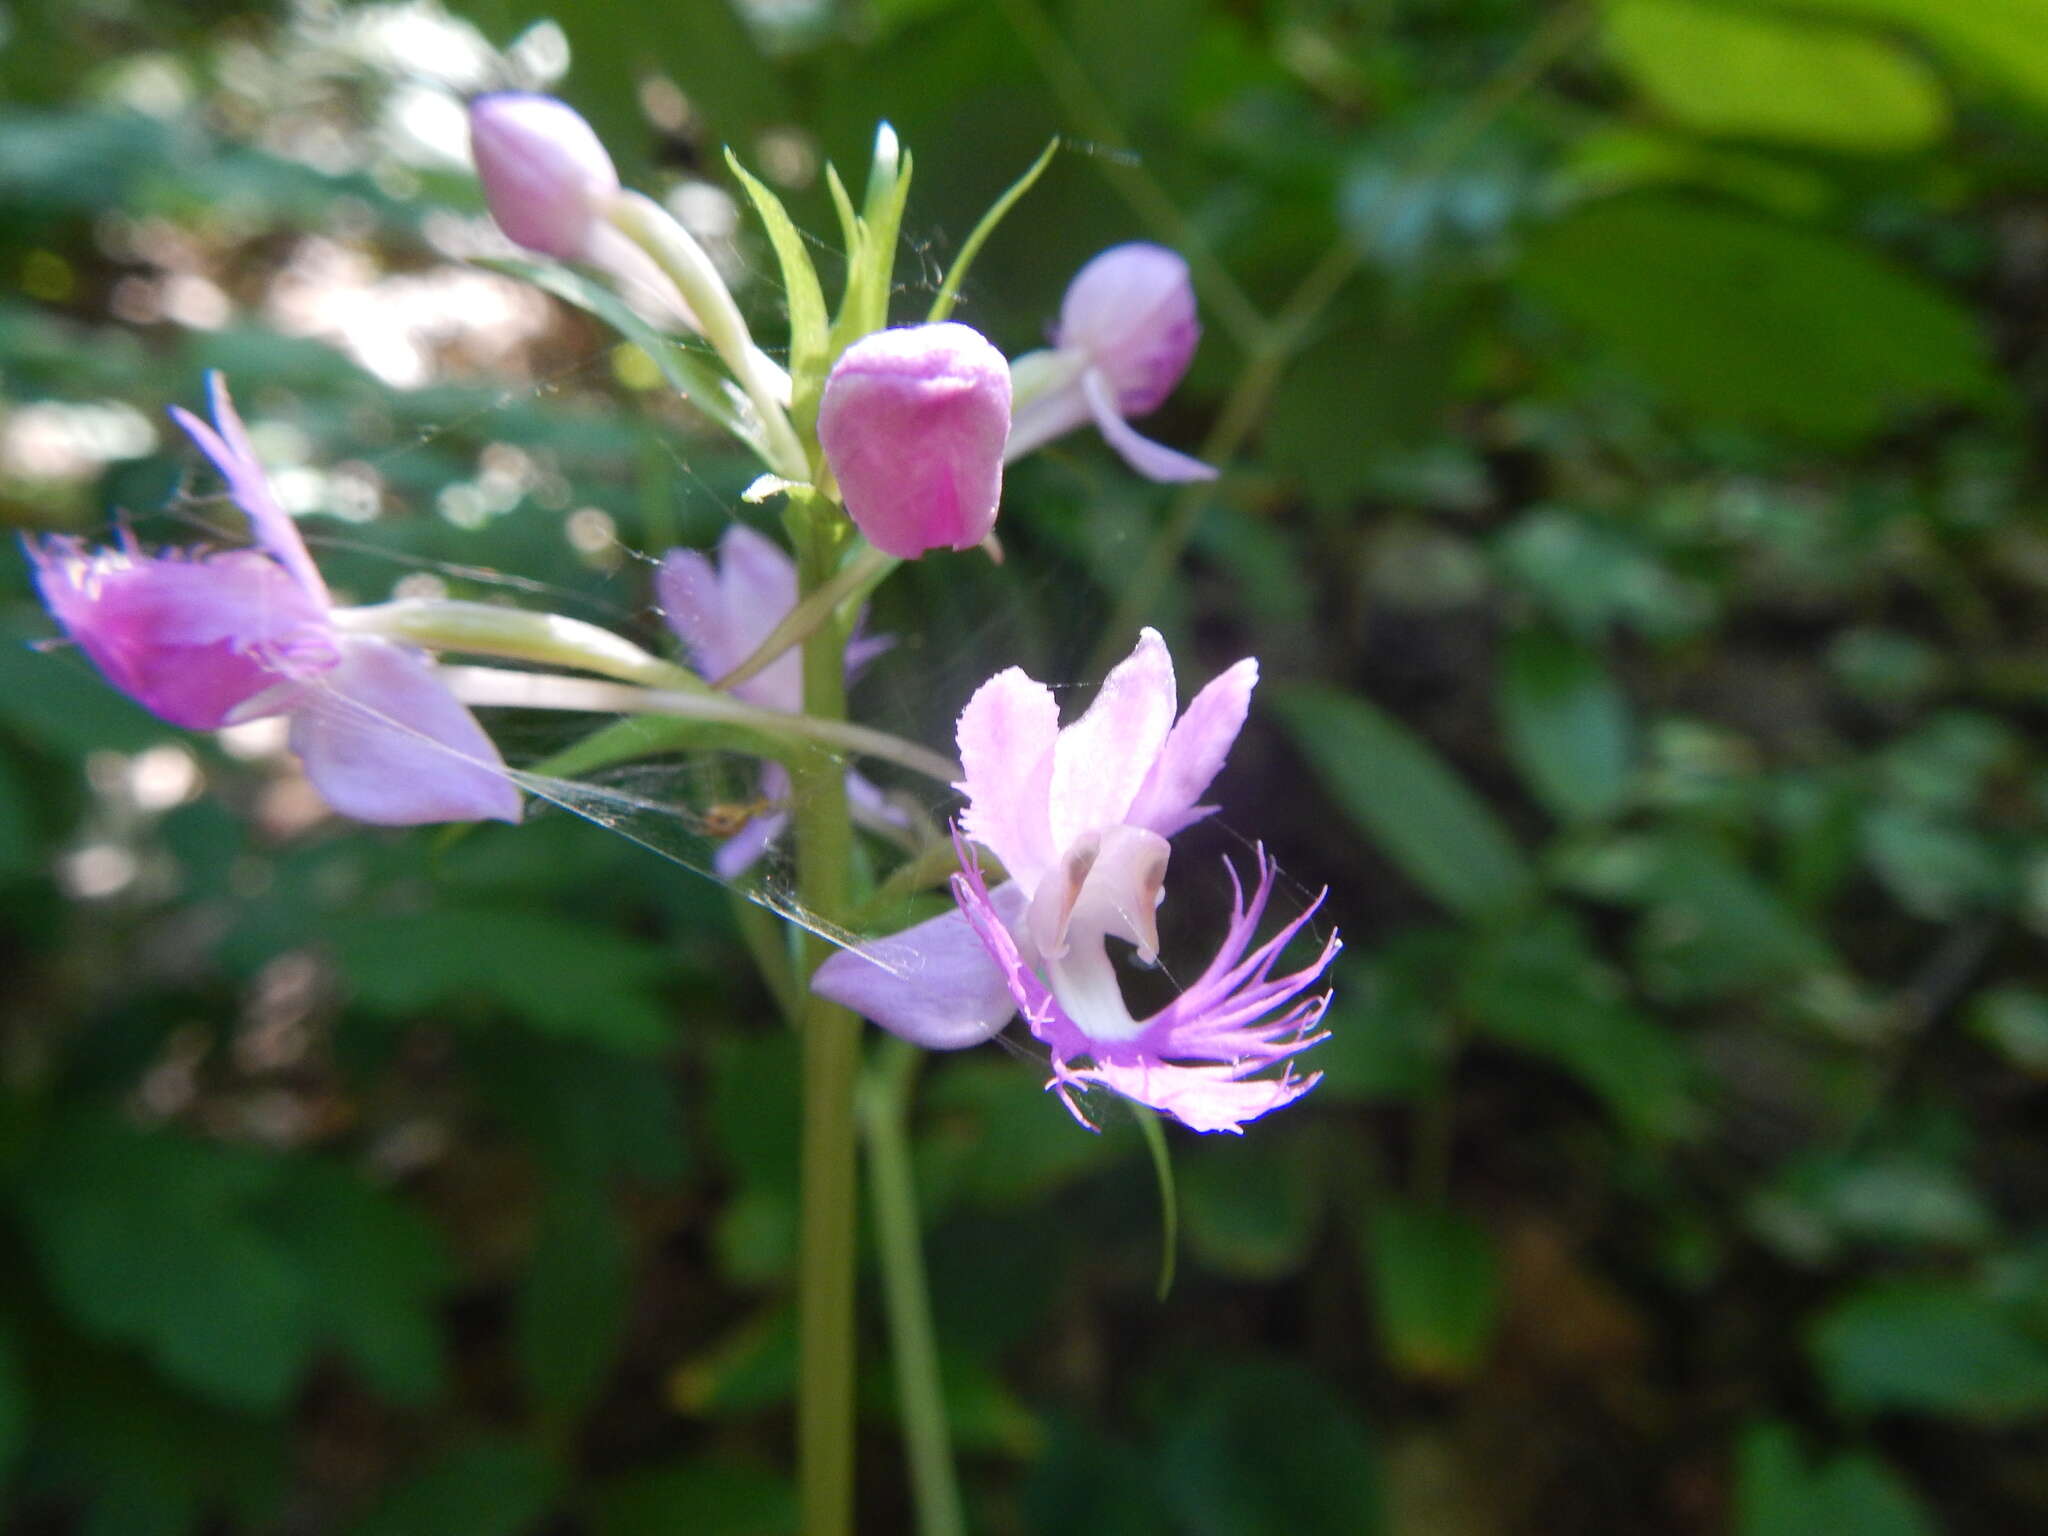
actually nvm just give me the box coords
[790,499,862,1536]
[861,1038,965,1536]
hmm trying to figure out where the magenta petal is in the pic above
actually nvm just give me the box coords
[1126,657,1258,838]
[1047,627,1178,854]
[955,665,1061,887]
[169,374,330,604]
[287,637,521,825]
[1080,370,1217,484]
[811,882,1027,1049]
[31,540,330,730]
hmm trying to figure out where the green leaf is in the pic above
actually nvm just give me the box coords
[1180,1131,1324,1282]
[1969,986,2048,1076]
[1627,837,1834,1002]
[1311,941,1454,1104]
[1364,1202,1501,1382]
[1749,1153,1995,1265]
[1520,195,1999,441]
[1459,909,1697,1141]
[592,1459,796,1536]
[19,1115,312,1411]
[1782,0,2048,111]
[724,150,831,429]
[927,138,1059,324]
[1603,0,1949,153]
[1159,1361,1383,1535]
[332,909,676,1053]
[1811,1279,2048,1421]
[918,1057,1133,1211]
[1499,628,1634,823]
[347,1439,562,1536]
[1736,1421,1934,1536]
[515,1186,631,1425]
[1270,684,1535,919]
[262,1161,450,1408]
[471,1034,689,1183]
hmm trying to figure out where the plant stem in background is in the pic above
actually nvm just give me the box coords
[862,1038,966,1536]
[790,497,862,1536]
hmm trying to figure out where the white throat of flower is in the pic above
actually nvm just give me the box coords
[1023,823,1170,1044]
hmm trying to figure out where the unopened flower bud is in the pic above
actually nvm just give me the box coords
[1056,242,1200,414]
[1005,243,1214,483]
[817,323,1012,560]
[468,92,619,262]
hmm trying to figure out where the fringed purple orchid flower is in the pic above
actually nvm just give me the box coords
[817,322,1013,559]
[1005,243,1216,484]
[658,524,899,876]
[813,629,1336,1133]
[30,374,520,826]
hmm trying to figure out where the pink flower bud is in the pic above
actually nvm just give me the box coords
[1055,242,1200,415]
[467,92,620,262]
[817,323,1013,560]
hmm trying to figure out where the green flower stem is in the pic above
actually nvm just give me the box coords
[714,544,900,694]
[432,666,962,786]
[332,600,707,691]
[607,191,810,480]
[790,498,861,1536]
[861,1037,966,1536]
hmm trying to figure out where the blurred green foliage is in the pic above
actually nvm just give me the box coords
[1,0,2047,1531]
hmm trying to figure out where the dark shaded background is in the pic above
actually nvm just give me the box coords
[2,0,2046,1531]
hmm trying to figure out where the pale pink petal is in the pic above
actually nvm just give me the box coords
[811,882,1028,1050]
[955,666,1062,888]
[1126,657,1258,838]
[467,92,619,263]
[170,374,331,604]
[1080,369,1217,484]
[1046,628,1178,854]
[655,527,803,710]
[287,637,521,825]
[1056,244,1201,414]
[654,547,725,672]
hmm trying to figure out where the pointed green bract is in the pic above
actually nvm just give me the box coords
[827,123,916,363]
[726,149,832,439]
[929,138,1060,324]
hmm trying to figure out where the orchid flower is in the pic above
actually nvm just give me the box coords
[813,630,1336,1133]
[1005,243,1216,484]
[30,374,520,826]
[658,524,900,876]
[816,322,1013,559]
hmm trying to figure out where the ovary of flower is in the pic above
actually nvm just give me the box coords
[29,373,520,827]
[1004,243,1217,484]
[812,629,1336,1134]
[657,524,899,876]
